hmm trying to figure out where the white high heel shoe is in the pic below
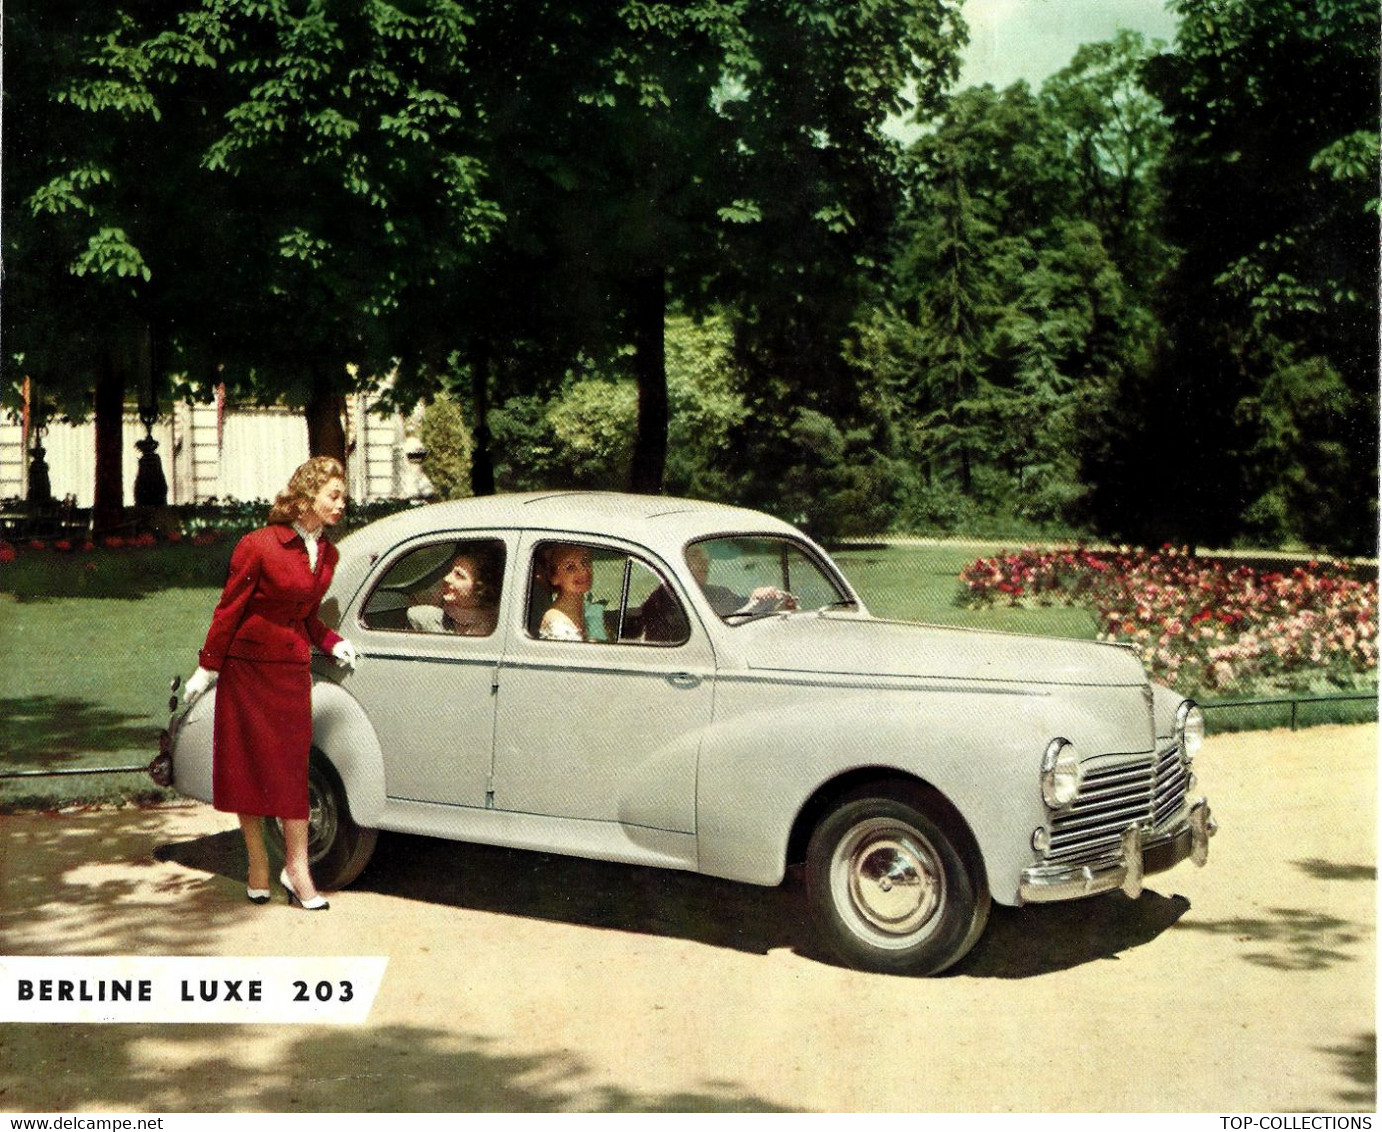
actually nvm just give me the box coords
[246,884,272,905]
[280,868,329,911]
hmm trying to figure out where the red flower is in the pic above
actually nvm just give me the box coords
[0,542,15,563]
[28,539,46,550]
[53,539,72,551]
[104,536,124,548]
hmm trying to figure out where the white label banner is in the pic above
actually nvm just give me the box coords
[0,956,389,1024]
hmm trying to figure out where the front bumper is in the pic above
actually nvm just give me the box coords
[1019,798,1216,904]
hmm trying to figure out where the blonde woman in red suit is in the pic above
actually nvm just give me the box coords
[183,456,358,911]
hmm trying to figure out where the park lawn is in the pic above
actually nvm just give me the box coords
[831,542,1099,638]
[0,588,219,809]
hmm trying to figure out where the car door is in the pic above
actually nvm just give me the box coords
[346,532,512,809]
[490,533,714,835]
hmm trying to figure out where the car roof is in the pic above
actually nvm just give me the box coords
[335,491,804,561]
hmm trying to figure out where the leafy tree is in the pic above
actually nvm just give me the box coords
[417,392,473,500]
[1122,0,1380,552]
[153,0,503,458]
[715,0,968,522]
[489,378,638,492]
[8,0,505,502]
[1040,30,1171,295]
[664,313,749,502]
[3,2,211,530]
[877,71,1155,533]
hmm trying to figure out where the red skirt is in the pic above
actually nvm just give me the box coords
[211,656,312,819]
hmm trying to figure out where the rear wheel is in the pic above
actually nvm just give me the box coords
[268,752,377,890]
[805,786,989,976]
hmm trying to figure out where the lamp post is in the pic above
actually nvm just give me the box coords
[132,329,168,508]
[26,422,53,506]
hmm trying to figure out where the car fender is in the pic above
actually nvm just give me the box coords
[168,682,387,827]
[696,678,1154,902]
[168,690,216,804]
[310,681,387,827]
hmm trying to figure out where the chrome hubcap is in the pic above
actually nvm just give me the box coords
[834,818,943,946]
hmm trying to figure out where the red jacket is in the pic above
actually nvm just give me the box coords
[198,524,343,669]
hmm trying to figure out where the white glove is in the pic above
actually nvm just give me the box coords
[183,666,217,703]
[331,639,358,669]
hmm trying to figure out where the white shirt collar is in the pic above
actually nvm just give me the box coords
[292,522,321,569]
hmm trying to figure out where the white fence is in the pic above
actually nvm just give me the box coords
[0,389,429,507]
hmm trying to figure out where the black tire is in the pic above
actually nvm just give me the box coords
[267,751,378,890]
[805,785,990,976]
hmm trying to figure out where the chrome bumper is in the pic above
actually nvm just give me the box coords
[1019,798,1217,904]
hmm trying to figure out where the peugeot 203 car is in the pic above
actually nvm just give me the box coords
[154,492,1216,975]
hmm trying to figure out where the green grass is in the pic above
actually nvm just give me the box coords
[0,588,219,809]
[0,539,237,600]
[831,542,1099,639]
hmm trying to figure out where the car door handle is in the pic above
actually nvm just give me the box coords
[667,672,701,689]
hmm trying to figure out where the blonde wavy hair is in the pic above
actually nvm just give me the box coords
[267,456,346,525]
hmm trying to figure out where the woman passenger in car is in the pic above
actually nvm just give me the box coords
[408,550,498,636]
[538,543,593,640]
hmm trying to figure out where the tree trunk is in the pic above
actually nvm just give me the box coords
[628,266,667,495]
[468,338,496,497]
[92,352,125,536]
[306,369,347,463]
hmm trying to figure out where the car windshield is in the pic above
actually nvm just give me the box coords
[686,536,852,623]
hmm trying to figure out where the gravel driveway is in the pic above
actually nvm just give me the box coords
[0,723,1374,1112]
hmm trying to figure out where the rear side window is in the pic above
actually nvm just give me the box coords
[360,538,506,637]
[528,541,689,646]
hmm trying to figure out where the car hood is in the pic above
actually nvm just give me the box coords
[740,614,1145,688]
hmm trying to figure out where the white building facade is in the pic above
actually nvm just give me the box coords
[0,387,431,507]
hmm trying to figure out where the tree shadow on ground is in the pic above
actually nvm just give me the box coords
[0,1019,802,1112]
[1319,1032,1377,1109]
[2,809,265,957]
[1165,856,1375,973]
[1293,858,1376,883]
[159,827,1190,980]
[1171,908,1366,971]
[0,695,157,768]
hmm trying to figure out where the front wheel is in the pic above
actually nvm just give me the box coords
[805,786,989,976]
[268,752,378,890]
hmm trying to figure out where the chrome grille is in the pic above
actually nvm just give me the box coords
[1046,745,1189,866]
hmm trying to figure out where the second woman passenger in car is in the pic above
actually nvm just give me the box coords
[538,543,593,641]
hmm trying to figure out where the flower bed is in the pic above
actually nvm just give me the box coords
[960,546,1377,698]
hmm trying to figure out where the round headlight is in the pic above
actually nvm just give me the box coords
[1177,700,1205,764]
[1041,738,1083,809]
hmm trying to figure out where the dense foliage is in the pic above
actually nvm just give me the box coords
[3,1,1376,552]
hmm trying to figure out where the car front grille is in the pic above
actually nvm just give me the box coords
[1046,744,1190,866]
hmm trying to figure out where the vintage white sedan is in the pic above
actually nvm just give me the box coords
[155,492,1215,975]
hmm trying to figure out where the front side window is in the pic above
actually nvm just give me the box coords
[686,536,850,622]
[360,538,506,637]
[528,541,688,646]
